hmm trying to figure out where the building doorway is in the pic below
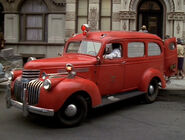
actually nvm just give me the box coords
[137,0,163,38]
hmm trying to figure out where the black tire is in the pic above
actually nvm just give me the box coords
[144,79,159,103]
[56,95,88,127]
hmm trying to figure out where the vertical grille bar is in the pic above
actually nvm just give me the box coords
[27,80,43,105]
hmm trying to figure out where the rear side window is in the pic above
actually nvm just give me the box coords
[148,42,161,56]
[128,42,145,58]
[168,42,176,50]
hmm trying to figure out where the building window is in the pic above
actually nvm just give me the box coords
[20,0,48,42]
[128,42,145,58]
[76,0,89,33]
[100,0,112,30]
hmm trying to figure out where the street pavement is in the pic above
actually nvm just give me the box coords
[0,77,185,140]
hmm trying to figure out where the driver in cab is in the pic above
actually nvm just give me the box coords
[104,43,121,59]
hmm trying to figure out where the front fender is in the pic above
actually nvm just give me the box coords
[139,68,166,92]
[38,76,101,112]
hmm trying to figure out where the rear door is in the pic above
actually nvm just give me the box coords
[164,37,177,77]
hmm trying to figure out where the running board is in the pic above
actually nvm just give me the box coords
[97,91,145,107]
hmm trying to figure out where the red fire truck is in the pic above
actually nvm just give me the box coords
[6,24,177,126]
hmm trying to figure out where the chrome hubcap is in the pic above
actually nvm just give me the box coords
[64,104,77,117]
[149,85,155,95]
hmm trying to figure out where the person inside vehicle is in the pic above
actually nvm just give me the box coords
[104,43,121,59]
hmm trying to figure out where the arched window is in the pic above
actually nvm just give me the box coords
[100,0,112,30]
[20,0,48,42]
[76,0,89,33]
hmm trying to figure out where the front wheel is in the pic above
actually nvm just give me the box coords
[56,95,88,127]
[144,79,159,103]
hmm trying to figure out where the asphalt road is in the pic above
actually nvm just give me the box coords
[0,91,185,140]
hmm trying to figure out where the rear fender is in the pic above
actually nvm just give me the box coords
[38,77,101,111]
[139,68,166,92]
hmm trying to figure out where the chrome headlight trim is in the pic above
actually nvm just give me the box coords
[5,71,14,81]
[43,79,52,90]
[27,57,37,62]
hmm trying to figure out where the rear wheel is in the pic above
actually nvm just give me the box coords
[144,79,159,103]
[56,95,88,127]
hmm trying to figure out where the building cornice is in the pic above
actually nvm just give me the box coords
[119,11,136,20]
[167,12,185,21]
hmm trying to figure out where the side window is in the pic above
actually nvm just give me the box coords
[148,42,161,56]
[168,42,176,50]
[104,43,122,59]
[128,42,145,58]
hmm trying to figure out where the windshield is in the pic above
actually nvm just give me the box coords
[66,41,101,56]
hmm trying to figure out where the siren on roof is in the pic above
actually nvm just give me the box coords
[81,24,90,36]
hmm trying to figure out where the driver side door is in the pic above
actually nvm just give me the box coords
[96,42,124,96]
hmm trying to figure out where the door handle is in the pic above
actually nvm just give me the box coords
[122,61,126,64]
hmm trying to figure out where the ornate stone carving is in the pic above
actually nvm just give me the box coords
[51,0,66,6]
[123,22,127,30]
[123,0,128,9]
[177,0,182,9]
[176,22,180,34]
[89,8,98,30]
[168,12,185,21]
[119,11,136,20]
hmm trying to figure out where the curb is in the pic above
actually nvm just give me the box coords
[159,89,185,97]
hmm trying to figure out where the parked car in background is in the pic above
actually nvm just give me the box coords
[6,24,177,127]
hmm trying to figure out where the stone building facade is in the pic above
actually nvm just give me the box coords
[0,0,184,60]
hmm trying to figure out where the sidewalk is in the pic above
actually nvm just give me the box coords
[159,77,185,97]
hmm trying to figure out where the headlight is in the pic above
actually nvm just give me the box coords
[43,79,52,90]
[5,71,14,81]
[27,57,36,62]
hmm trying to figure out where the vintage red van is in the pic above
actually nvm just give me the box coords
[6,24,177,126]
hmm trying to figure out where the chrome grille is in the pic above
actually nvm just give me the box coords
[13,79,43,105]
[22,70,40,79]
[27,80,43,105]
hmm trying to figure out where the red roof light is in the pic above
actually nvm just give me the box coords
[81,24,90,36]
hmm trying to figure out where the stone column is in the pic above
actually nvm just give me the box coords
[119,11,136,31]
[48,14,65,43]
[4,14,19,43]
[65,0,76,38]
[88,0,99,31]
[168,12,185,38]
[112,0,121,30]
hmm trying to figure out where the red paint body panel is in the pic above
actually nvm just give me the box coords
[10,31,177,112]
[37,77,101,111]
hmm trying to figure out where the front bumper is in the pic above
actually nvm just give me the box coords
[6,83,54,117]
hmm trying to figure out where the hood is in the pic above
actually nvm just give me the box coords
[24,54,97,70]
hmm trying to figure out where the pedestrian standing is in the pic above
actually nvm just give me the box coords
[177,38,185,79]
[139,25,148,33]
